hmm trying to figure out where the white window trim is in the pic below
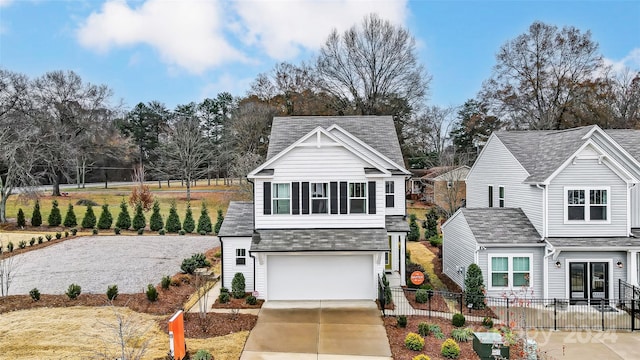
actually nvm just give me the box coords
[311,182,329,214]
[488,254,533,291]
[272,182,291,215]
[236,248,247,266]
[563,258,614,300]
[349,182,367,214]
[498,185,505,208]
[563,186,611,224]
[385,180,395,208]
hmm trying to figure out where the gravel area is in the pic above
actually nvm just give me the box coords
[8,235,219,295]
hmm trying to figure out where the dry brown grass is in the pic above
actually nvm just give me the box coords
[407,241,446,290]
[0,306,249,360]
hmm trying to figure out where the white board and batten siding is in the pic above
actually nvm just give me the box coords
[254,144,388,229]
[253,252,384,300]
[547,159,628,237]
[221,237,255,292]
[477,247,545,298]
[442,211,479,289]
[466,136,543,234]
[545,251,627,299]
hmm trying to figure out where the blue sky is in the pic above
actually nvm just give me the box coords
[1,0,638,111]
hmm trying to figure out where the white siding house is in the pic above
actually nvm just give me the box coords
[443,126,640,302]
[218,116,411,301]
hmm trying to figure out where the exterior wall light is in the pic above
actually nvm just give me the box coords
[555,261,562,269]
[616,260,623,268]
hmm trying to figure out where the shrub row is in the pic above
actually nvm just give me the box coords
[0,232,69,254]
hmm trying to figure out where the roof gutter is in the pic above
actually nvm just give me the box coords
[477,243,546,248]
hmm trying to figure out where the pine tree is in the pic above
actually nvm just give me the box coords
[17,208,26,228]
[197,202,212,234]
[214,208,224,235]
[464,263,486,310]
[115,199,131,230]
[97,204,113,229]
[31,200,42,227]
[132,202,146,231]
[48,200,62,227]
[81,204,97,229]
[165,201,181,233]
[424,208,439,239]
[63,204,77,227]
[183,203,195,233]
[407,214,420,241]
[149,200,164,231]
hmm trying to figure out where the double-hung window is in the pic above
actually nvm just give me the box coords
[385,181,395,208]
[272,183,290,214]
[236,248,246,265]
[311,183,328,214]
[499,186,505,208]
[349,182,367,213]
[565,187,609,222]
[489,255,532,289]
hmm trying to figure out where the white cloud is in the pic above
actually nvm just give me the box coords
[0,0,13,7]
[603,48,640,74]
[233,0,408,59]
[76,0,246,74]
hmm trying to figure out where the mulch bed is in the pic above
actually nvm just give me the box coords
[384,315,482,360]
[162,312,258,338]
[212,294,264,309]
[0,232,80,260]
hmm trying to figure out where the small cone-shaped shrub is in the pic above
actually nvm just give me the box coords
[197,202,212,234]
[231,272,246,299]
[17,208,26,228]
[63,204,77,227]
[408,214,420,241]
[115,199,131,230]
[97,204,113,229]
[214,208,224,235]
[81,204,97,229]
[132,202,146,231]
[165,201,181,233]
[149,200,164,231]
[464,263,486,309]
[183,204,195,233]
[48,200,62,226]
[31,200,42,227]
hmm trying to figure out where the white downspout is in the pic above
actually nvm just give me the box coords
[543,243,556,299]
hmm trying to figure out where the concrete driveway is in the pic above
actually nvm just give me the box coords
[241,300,392,360]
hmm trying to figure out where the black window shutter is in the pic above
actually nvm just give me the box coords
[263,182,271,215]
[368,181,376,214]
[302,182,310,214]
[292,182,300,215]
[330,182,338,214]
[339,181,348,214]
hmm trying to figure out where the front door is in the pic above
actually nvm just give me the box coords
[385,236,392,271]
[590,262,609,300]
[570,262,588,304]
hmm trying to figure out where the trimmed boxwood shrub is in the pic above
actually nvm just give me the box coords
[197,202,212,234]
[404,332,425,351]
[218,292,230,303]
[81,204,97,229]
[31,200,42,227]
[114,227,121,234]
[417,322,429,336]
[97,204,113,230]
[183,204,195,233]
[149,200,163,231]
[416,288,433,303]
[441,338,461,358]
[397,315,407,328]
[17,208,26,228]
[482,316,494,328]
[48,200,62,226]
[159,229,166,235]
[246,295,257,305]
[106,284,118,300]
[115,200,131,230]
[452,313,465,327]
[29,288,40,301]
[63,204,77,227]
[66,283,82,299]
[231,272,246,299]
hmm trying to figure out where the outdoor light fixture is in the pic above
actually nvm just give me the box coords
[555,261,562,268]
[617,260,623,268]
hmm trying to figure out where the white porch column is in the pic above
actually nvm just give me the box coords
[629,250,639,286]
[400,234,406,286]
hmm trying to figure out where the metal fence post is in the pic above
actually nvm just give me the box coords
[459,293,463,314]
[601,298,605,331]
[553,298,557,331]
[632,299,637,331]
[428,291,432,319]
[506,298,510,327]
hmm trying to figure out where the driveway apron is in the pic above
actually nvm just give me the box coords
[241,301,392,360]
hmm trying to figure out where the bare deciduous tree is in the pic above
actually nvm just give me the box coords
[480,21,603,130]
[316,13,430,116]
[403,105,457,168]
[94,303,152,360]
[0,256,21,297]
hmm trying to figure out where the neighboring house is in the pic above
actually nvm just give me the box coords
[429,166,469,215]
[407,169,430,200]
[442,125,640,304]
[218,116,410,301]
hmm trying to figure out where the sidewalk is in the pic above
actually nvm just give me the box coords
[187,281,261,315]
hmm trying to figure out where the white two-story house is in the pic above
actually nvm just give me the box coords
[442,125,640,304]
[218,116,410,301]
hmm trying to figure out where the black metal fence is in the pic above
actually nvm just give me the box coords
[381,286,639,331]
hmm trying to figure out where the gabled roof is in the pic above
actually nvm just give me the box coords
[494,125,640,183]
[217,201,254,237]
[460,208,542,245]
[420,166,458,180]
[267,116,405,166]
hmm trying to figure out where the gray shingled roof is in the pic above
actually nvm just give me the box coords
[266,116,405,166]
[461,208,542,245]
[547,236,640,248]
[250,228,389,252]
[386,215,410,232]
[217,201,253,237]
[605,129,640,161]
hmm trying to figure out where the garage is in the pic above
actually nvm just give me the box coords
[266,254,376,300]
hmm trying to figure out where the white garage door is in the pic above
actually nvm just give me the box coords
[267,254,375,300]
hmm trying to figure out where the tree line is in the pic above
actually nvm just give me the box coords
[1,14,639,224]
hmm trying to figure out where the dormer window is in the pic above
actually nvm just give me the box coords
[565,187,609,223]
[273,183,291,214]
